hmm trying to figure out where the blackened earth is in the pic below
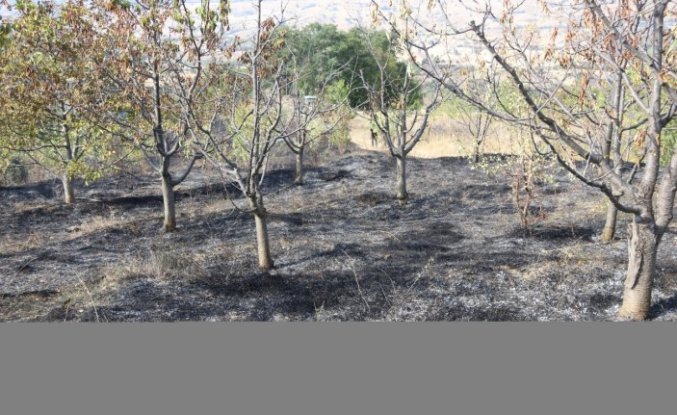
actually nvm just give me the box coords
[1,151,676,321]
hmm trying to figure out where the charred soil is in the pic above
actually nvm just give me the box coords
[1,151,676,321]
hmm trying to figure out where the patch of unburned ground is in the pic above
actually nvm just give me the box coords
[349,113,524,158]
[1,151,676,321]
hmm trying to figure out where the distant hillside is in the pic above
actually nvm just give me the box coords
[224,0,562,31]
[223,0,567,60]
[226,0,391,30]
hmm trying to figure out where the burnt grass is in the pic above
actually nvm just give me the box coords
[1,150,676,321]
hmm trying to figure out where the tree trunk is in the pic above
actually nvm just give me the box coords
[62,174,75,204]
[161,174,177,233]
[254,210,274,270]
[294,148,304,185]
[473,141,481,163]
[601,201,618,242]
[618,220,658,321]
[396,156,408,201]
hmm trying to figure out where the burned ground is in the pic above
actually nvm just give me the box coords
[1,151,676,321]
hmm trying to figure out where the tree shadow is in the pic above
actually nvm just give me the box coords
[0,180,57,200]
[649,293,677,320]
[507,225,598,241]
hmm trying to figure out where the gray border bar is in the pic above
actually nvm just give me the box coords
[2,323,676,415]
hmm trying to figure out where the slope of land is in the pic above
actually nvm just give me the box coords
[1,150,676,321]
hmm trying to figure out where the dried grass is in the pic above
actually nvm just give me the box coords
[348,114,524,158]
[0,232,44,256]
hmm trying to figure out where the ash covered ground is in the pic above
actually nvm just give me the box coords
[1,151,676,321]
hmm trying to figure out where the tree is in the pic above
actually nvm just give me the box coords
[358,24,442,202]
[281,23,345,97]
[282,24,416,109]
[0,0,13,177]
[279,55,350,185]
[384,0,677,320]
[93,0,229,232]
[548,1,649,242]
[0,0,113,204]
[282,94,339,185]
[0,1,11,57]
[453,69,495,163]
[187,0,301,270]
[596,68,647,242]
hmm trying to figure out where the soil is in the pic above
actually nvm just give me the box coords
[1,150,676,321]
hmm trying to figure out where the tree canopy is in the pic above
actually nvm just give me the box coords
[282,24,419,109]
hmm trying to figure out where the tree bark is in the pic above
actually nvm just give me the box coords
[294,148,304,185]
[618,220,658,320]
[161,173,177,232]
[254,209,274,270]
[396,156,408,201]
[62,174,75,205]
[601,201,618,242]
